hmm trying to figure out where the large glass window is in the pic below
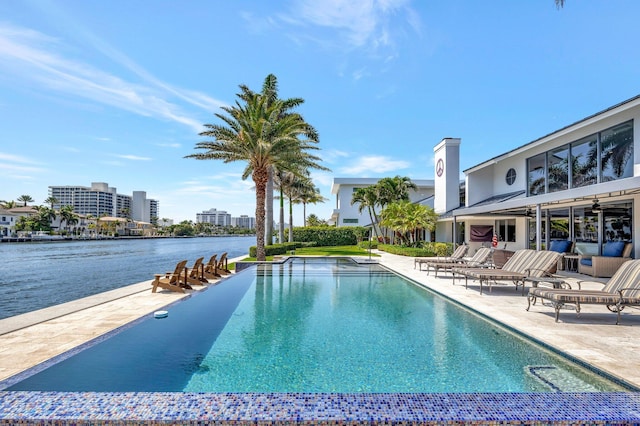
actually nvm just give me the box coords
[548,208,570,240]
[573,207,599,255]
[603,201,632,242]
[495,219,516,242]
[527,153,546,196]
[600,121,633,182]
[547,145,569,192]
[571,135,598,188]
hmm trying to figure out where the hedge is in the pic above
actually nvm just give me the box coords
[378,242,454,257]
[291,226,365,246]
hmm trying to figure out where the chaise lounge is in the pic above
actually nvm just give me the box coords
[423,247,492,277]
[451,249,561,295]
[527,259,640,324]
[415,244,468,270]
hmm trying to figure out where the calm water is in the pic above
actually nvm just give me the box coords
[4,258,627,392]
[0,236,254,320]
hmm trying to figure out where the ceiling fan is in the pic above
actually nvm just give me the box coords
[591,199,601,213]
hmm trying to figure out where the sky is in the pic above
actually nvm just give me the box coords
[1,0,640,225]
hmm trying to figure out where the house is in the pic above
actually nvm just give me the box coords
[332,94,640,259]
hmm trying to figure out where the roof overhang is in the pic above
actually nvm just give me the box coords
[443,176,640,221]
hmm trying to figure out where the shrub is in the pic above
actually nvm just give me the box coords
[358,240,378,249]
[378,242,454,257]
[249,242,304,257]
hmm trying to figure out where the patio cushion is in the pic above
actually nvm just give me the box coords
[603,241,626,257]
[549,240,572,253]
[580,258,592,267]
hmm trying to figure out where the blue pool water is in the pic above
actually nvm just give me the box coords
[2,258,628,393]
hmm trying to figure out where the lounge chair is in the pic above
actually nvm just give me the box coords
[185,257,208,286]
[203,254,222,279]
[217,252,231,275]
[151,259,189,293]
[414,244,468,270]
[423,247,492,277]
[578,241,633,278]
[527,259,640,324]
[451,249,561,295]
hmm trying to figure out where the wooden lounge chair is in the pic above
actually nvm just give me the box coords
[203,254,222,279]
[527,259,640,324]
[151,259,189,293]
[424,247,492,277]
[217,252,231,275]
[414,244,468,270]
[185,257,208,286]
[451,249,561,295]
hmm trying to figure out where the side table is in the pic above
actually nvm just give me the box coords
[563,254,580,272]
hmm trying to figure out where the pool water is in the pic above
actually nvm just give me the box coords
[3,258,627,393]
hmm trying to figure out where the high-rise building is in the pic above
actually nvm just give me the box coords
[48,182,158,221]
[231,215,255,229]
[196,208,231,226]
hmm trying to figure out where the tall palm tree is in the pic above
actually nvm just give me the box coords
[297,185,327,227]
[186,75,323,261]
[17,195,34,207]
[555,0,565,8]
[0,200,17,209]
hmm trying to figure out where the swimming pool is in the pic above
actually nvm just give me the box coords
[2,258,628,393]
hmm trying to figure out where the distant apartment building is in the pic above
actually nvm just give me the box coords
[196,208,231,226]
[231,215,255,229]
[48,182,159,223]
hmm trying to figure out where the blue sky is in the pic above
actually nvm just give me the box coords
[1,1,639,225]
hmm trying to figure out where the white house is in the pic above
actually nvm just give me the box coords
[332,94,640,260]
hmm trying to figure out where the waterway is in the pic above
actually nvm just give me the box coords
[0,236,254,320]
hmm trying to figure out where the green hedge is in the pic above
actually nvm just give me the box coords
[378,242,454,257]
[358,240,378,249]
[292,226,365,246]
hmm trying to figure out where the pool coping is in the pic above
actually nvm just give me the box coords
[2,255,640,424]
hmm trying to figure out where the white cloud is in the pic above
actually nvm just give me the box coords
[339,155,410,175]
[114,154,152,161]
[287,0,418,50]
[0,23,221,133]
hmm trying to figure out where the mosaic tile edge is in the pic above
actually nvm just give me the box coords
[1,392,640,424]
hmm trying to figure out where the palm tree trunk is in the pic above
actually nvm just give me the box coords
[279,188,285,243]
[265,168,274,245]
[303,202,307,227]
[253,168,268,261]
[288,196,293,242]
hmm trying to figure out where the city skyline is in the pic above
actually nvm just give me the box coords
[1,1,640,225]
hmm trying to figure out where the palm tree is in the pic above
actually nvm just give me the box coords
[59,205,78,234]
[377,176,417,207]
[555,0,565,8]
[186,74,323,261]
[351,186,381,240]
[0,200,17,209]
[44,196,59,209]
[380,201,438,247]
[297,185,327,227]
[17,195,34,207]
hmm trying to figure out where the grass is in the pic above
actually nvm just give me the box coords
[239,245,378,263]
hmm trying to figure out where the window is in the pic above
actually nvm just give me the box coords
[527,153,546,196]
[571,135,598,188]
[547,145,569,192]
[495,219,516,242]
[342,218,358,224]
[506,168,517,185]
[601,121,633,182]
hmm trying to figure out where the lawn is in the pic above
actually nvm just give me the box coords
[239,245,378,263]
